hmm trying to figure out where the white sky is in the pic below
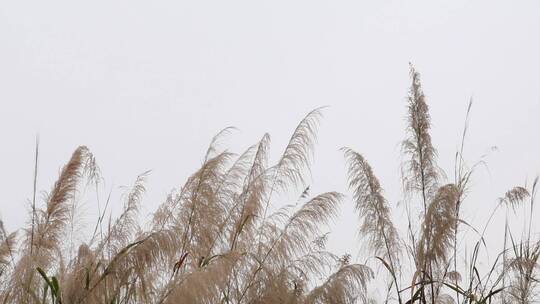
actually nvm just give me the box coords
[1,0,540,282]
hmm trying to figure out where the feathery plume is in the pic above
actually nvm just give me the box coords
[342,148,401,263]
[272,108,324,192]
[417,184,459,268]
[401,64,441,212]
[500,186,530,211]
[305,264,373,304]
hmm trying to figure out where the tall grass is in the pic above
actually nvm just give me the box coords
[0,66,537,303]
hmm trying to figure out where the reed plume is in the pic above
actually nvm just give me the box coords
[305,264,373,304]
[416,184,459,268]
[342,147,402,302]
[7,146,96,303]
[401,64,441,212]
[342,148,400,263]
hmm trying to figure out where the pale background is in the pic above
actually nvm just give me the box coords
[1,0,539,290]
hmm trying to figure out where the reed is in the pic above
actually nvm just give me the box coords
[0,66,537,304]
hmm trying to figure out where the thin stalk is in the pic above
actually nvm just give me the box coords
[502,212,509,304]
[30,136,39,255]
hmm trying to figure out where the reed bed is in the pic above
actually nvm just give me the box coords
[0,66,537,303]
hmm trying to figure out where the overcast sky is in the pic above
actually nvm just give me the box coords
[1,0,539,272]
